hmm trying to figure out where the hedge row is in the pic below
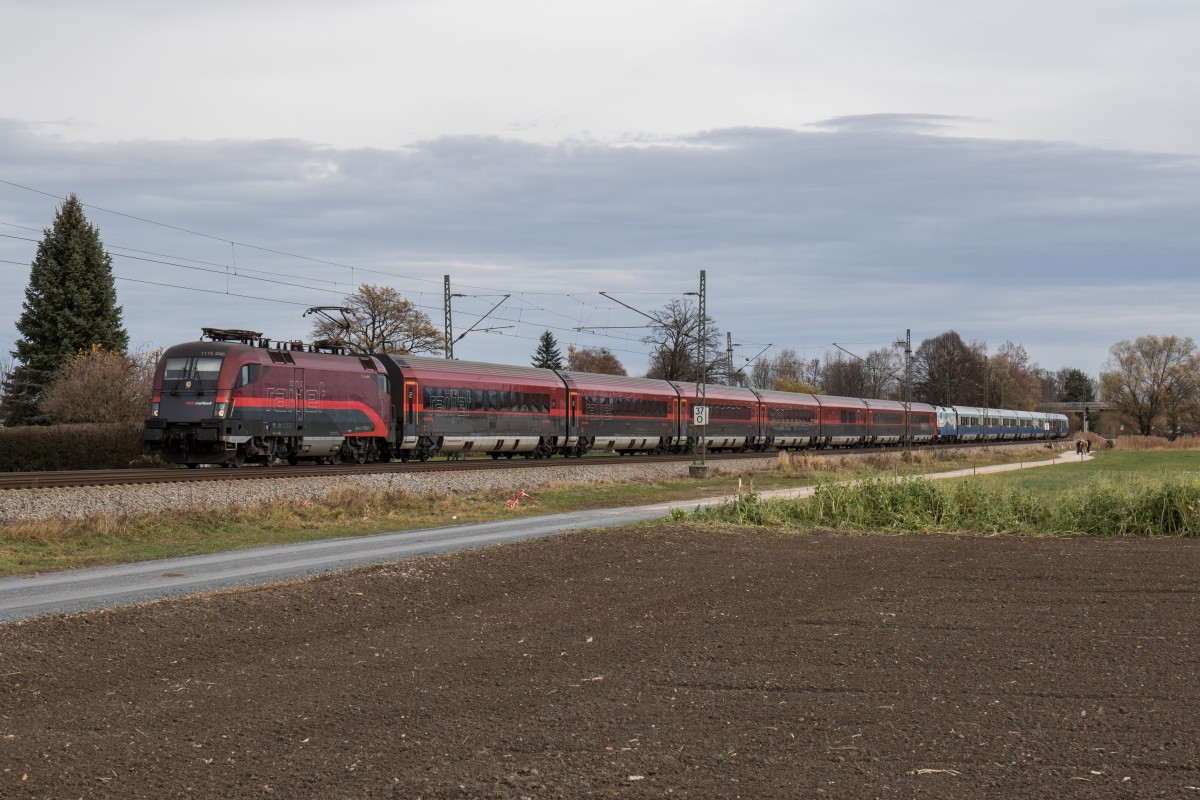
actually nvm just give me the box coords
[0,422,159,471]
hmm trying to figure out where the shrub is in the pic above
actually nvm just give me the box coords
[0,422,155,471]
[1116,435,1200,451]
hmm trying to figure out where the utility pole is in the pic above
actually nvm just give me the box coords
[903,328,912,457]
[444,275,454,359]
[690,269,709,478]
[985,354,990,406]
[727,332,734,385]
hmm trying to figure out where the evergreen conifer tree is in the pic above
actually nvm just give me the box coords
[4,194,129,425]
[531,330,564,370]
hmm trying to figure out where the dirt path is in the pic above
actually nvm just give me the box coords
[2,525,1197,798]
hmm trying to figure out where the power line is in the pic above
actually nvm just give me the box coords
[0,179,704,363]
[115,276,314,307]
[1,178,687,301]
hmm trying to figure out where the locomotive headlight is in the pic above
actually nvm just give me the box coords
[215,402,227,418]
[151,402,159,417]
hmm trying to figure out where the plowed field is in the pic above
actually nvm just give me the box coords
[2,526,1198,798]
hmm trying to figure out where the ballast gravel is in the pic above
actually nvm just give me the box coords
[0,460,775,523]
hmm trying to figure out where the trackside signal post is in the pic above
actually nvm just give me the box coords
[689,269,709,479]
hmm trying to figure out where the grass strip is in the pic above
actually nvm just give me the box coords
[687,469,1200,537]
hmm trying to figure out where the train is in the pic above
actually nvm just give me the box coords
[142,328,1071,467]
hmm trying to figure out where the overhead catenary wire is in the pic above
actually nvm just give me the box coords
[2,177,846,364]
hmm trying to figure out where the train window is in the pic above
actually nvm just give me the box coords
[374,374,389,393]
[163,358,189,381]
[196,359,221,379]
[269,351,287,364]
[234,364,262,388]
[165,356,225,383]
[359,358,377,371]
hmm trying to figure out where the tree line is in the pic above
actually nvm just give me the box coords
[4,196,1198,439]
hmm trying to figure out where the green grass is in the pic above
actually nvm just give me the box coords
[979,450,1200,498]
[688,450,1200,538]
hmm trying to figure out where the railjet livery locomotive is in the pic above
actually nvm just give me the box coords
[143,329,1070,467]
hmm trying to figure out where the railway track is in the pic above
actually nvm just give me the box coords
[0,441,1052,491]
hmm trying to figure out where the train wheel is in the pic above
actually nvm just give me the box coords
[232,448,246,468]
[186,463,199,469]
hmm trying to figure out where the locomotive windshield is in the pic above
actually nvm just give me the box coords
[163,356,224,392]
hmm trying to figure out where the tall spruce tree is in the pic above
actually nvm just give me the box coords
[531,330,564,370]
[4,194,128,425]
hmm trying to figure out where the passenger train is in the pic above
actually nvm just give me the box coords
[142,329,1070,467]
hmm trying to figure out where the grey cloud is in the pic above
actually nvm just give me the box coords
[2,120,1197,376]
[808,113,980,134]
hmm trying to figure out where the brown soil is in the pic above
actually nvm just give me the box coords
[2,526,1198,799]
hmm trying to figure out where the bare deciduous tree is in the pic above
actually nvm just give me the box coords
[822,347,902,399]
[642,298,722,382]
[310,284,442,355]
[1100,334,1200,436]
[750,348,821,393]
[913,331,986,405]
[983,341,1044,410]
[566,345,627,376]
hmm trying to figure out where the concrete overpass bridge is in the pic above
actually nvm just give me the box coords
[1036,401,1115,433]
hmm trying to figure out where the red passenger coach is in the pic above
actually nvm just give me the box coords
[755,388,822,450]
[863,399,908,445]
[558,372,680,455]
[671,382,761,452]
[387,355,568,460]
[907,403,937,444]
[814,395,869,448]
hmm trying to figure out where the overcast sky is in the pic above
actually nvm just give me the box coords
[3,0,1199,380]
